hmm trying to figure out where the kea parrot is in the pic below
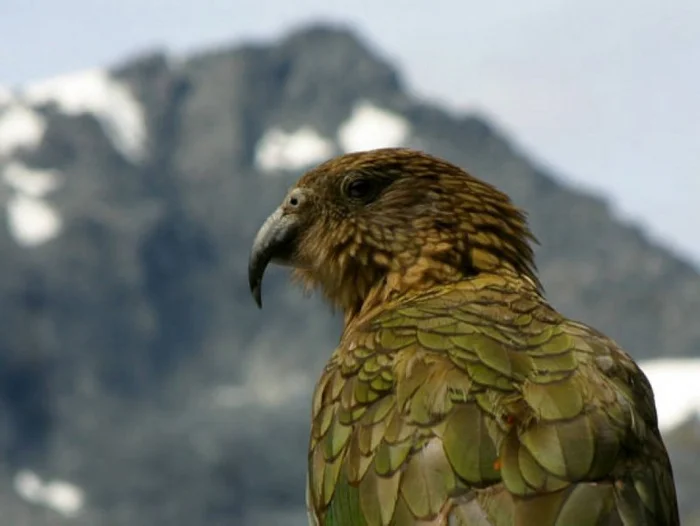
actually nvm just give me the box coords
[248,148,679,525]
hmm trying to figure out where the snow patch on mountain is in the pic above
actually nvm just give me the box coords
[3,162,61,196]
[0,104,47,157]
[212,374,308,409]
[212,354,310,409]
[639,358,700,432]
[23,69,147,162]
[6,195,62,246]
[338,101,410,153]
[14,470,84,517]
[255,126,335,173]
[2,162,63,246]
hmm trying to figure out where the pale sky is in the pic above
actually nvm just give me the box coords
[1,0,699,264]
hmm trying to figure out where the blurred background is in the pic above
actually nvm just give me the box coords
[0,1,698,524]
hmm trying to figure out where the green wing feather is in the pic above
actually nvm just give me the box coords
[307,274,679,525]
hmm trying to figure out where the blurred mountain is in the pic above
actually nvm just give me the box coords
[0,24,698,525]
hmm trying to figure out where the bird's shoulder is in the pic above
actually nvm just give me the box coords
[313,272,657,444]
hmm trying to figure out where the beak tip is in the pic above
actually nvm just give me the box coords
[253,286,263,309]
[249,272,264,309]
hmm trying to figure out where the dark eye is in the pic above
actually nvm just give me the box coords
[346,178,373,200]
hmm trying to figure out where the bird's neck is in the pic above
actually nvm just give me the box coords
[344,265,538,327]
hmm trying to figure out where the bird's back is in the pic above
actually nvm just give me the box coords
[307,273,679,526]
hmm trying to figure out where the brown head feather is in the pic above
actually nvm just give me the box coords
[283,148,541,320]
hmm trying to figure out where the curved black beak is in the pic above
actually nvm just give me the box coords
[248,208,300,308]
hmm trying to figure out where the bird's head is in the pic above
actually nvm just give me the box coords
[249,148,540,319]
